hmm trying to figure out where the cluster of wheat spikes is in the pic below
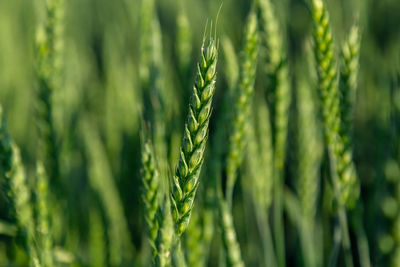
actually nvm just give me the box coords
[2,0,400,265]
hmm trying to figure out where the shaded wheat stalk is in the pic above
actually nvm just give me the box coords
[296,77,323,267]
[218,195,244,267]
[82,120,134,266]
[170,30,218,236]
[244,99,276,266]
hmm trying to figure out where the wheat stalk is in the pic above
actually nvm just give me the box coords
[243,99,275,266]
[296,76,323,224]
[184,208,205,267]
[218,195,244,267]
[170,29,218,236]
[89,208,106,267]
[81,120,134,266]
[225,10,258,207]
[183,200,214,267]
[296,75,323,267]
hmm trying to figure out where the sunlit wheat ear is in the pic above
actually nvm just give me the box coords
[141,134,160,253]
[170,26,218,236]
[311,0,359,208]
[225,10,258,208]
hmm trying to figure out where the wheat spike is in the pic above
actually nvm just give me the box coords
[225,10,259,207]
[141,134,161,254]
[171,28,218,236]
[311,0,359,209]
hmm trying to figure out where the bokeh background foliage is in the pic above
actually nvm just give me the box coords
[0,0,399,266]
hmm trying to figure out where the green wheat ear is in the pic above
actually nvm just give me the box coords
[35,162,54,267]
[170,26,218,236]
[225,9,259,207]
[246,98,274,212]
[154,197,174,267]
[340,25,361,137]
[141,132,160,253]
[0,107,38,265]
[311,0,359,209]
[35,0,64,182]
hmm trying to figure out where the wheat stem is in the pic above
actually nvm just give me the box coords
[218,195,244,267]
[81,120,134,266]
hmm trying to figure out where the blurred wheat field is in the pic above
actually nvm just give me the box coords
[0,0,399,266]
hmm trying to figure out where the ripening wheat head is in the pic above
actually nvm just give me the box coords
[225,10,258,207]
[311,0,359,208]
[171,28,218,236]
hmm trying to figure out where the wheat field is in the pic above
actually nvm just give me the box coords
[0,0,399,266]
